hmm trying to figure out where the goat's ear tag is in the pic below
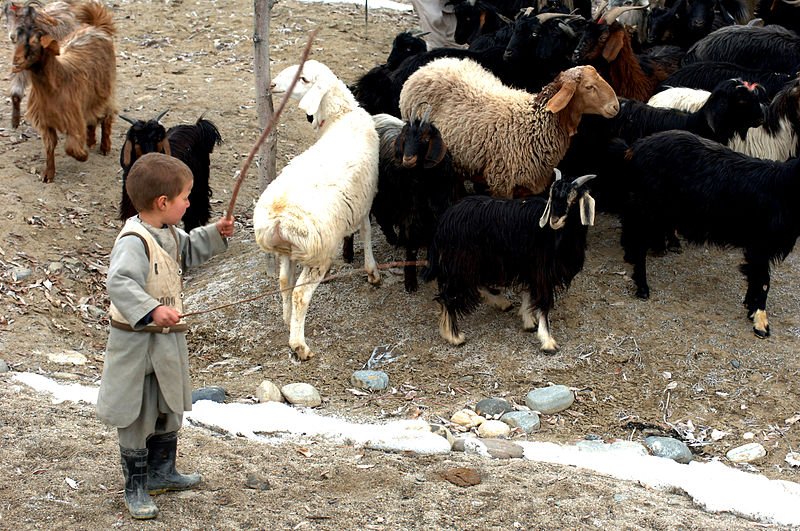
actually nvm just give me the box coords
[580,193,595,226]
[602,31,624,61]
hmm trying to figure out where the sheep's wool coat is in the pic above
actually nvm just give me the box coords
[253,84,379,267]
[399,57,570,197]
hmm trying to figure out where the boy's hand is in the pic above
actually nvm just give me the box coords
[151,305,181,327]
[216,216,234,238]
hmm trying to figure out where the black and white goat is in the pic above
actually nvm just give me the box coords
[425,170,596,353]
[620,129,800,338]
[118,112,223,231]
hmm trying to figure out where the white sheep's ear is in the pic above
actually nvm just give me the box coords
[298,78,331,117]
[579,192,596,226]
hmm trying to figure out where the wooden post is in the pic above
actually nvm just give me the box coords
[254,0,277,192]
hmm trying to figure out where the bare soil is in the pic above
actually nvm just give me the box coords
[1,0,799,528]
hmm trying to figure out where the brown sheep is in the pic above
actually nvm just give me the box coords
[10,0,116,183]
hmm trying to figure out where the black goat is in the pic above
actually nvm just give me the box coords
[655,61,795,100]
[646,0,750,49]
[350,31,427,115]
[620,129,800,338]
[448,0,518,45]
[425,170,596,353]
[681,24,800,73]
[342,112,463,292]
[561,77,766,213]
[119,112,223,231]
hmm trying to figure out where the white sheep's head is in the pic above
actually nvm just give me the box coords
[270,60,336,118]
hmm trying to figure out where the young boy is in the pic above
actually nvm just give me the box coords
[96,152,235,520]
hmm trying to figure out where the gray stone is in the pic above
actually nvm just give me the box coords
[281,383,322,407]
[47,351,87,366]
[524,385,575,414]
[0,359,8,373]
[192,386,227,404]
[475,398,514,419]
[11,268,32,282]
[350,370,389,391]
[255,380,284,403]
[452,437,524,459]
[244,472,271,491]
[500,411,541,434]
[47,262,63,274]
[644,436,693,464]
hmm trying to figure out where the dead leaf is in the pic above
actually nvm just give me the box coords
[296,447,312,458]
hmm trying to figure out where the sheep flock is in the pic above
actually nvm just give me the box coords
[4,0,800,361]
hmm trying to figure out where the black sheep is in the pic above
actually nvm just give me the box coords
[425,170,596,353]
[118,113,223,231]
[620,129,800,338]
[654,62,795,100]
[681,24,800,73]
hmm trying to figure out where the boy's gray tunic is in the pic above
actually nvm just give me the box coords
[97,221,227,428]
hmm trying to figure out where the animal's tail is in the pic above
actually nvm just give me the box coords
[74,0,116,36]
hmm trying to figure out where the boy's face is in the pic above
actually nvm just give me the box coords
[162,180,193,225]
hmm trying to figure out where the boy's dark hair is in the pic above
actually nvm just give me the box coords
[126,153,193,213]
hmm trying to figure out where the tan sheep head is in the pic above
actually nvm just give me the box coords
[545,65,619,136]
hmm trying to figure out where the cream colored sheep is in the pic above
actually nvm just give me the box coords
[254,60,380,361]
[398,57,619,198]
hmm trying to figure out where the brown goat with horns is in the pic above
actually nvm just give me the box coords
[10,0,116,183]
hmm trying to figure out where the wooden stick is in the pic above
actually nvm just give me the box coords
[224,28,319,220]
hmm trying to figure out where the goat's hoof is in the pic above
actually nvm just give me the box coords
[540,345,559,355]
[42,173,54,184]
[367,272,381,285]
[753,326,770,339]
[11,114,19,129]
[523,325,538,333]
[635,287,650,300]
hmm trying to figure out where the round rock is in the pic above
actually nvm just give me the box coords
[500,411,540,434]
[256,380,284,403]
[350,370,389,391]
[0,359,9,373]
[450,408,485,428]
[281,382,322,407]
[644,436,693,464]
[192,386,227,404]
[726,442,767,463]
[524,385,575,414]
[477,419,511,438]
[475,398,514,419]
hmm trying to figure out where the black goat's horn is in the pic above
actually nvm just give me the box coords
[600,5,646,24]
[536,13,573,22]
[155,109,170,122]
[119,114,138,125]
[420,103,433,124]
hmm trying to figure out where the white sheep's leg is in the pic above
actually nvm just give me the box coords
[520,291,537,332]
[278,255,296,326]
[360,215,381,285]
[479,287,512,312]
[289,264,328,361]
[438,301,465,345]
[534,309,558,354]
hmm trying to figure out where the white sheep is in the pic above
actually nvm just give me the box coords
[647,87,713,112]
[398,57,619,198]
[253,60,380,361]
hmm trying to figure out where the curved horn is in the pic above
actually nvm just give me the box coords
[420,103,433,124]
[601,5,646,24]
[554,168,562,181]
[518,6,537,17]
[558,20,576,37]
[593,0,608,20]
[118,114,138,125]
[535,12,574,22]
[155,109,169,122]
[572,173,597,188]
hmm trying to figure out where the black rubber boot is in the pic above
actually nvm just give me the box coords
[147,432,202,494]
[120,447,159,520]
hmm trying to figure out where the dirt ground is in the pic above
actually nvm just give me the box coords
[1,0,800,528]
